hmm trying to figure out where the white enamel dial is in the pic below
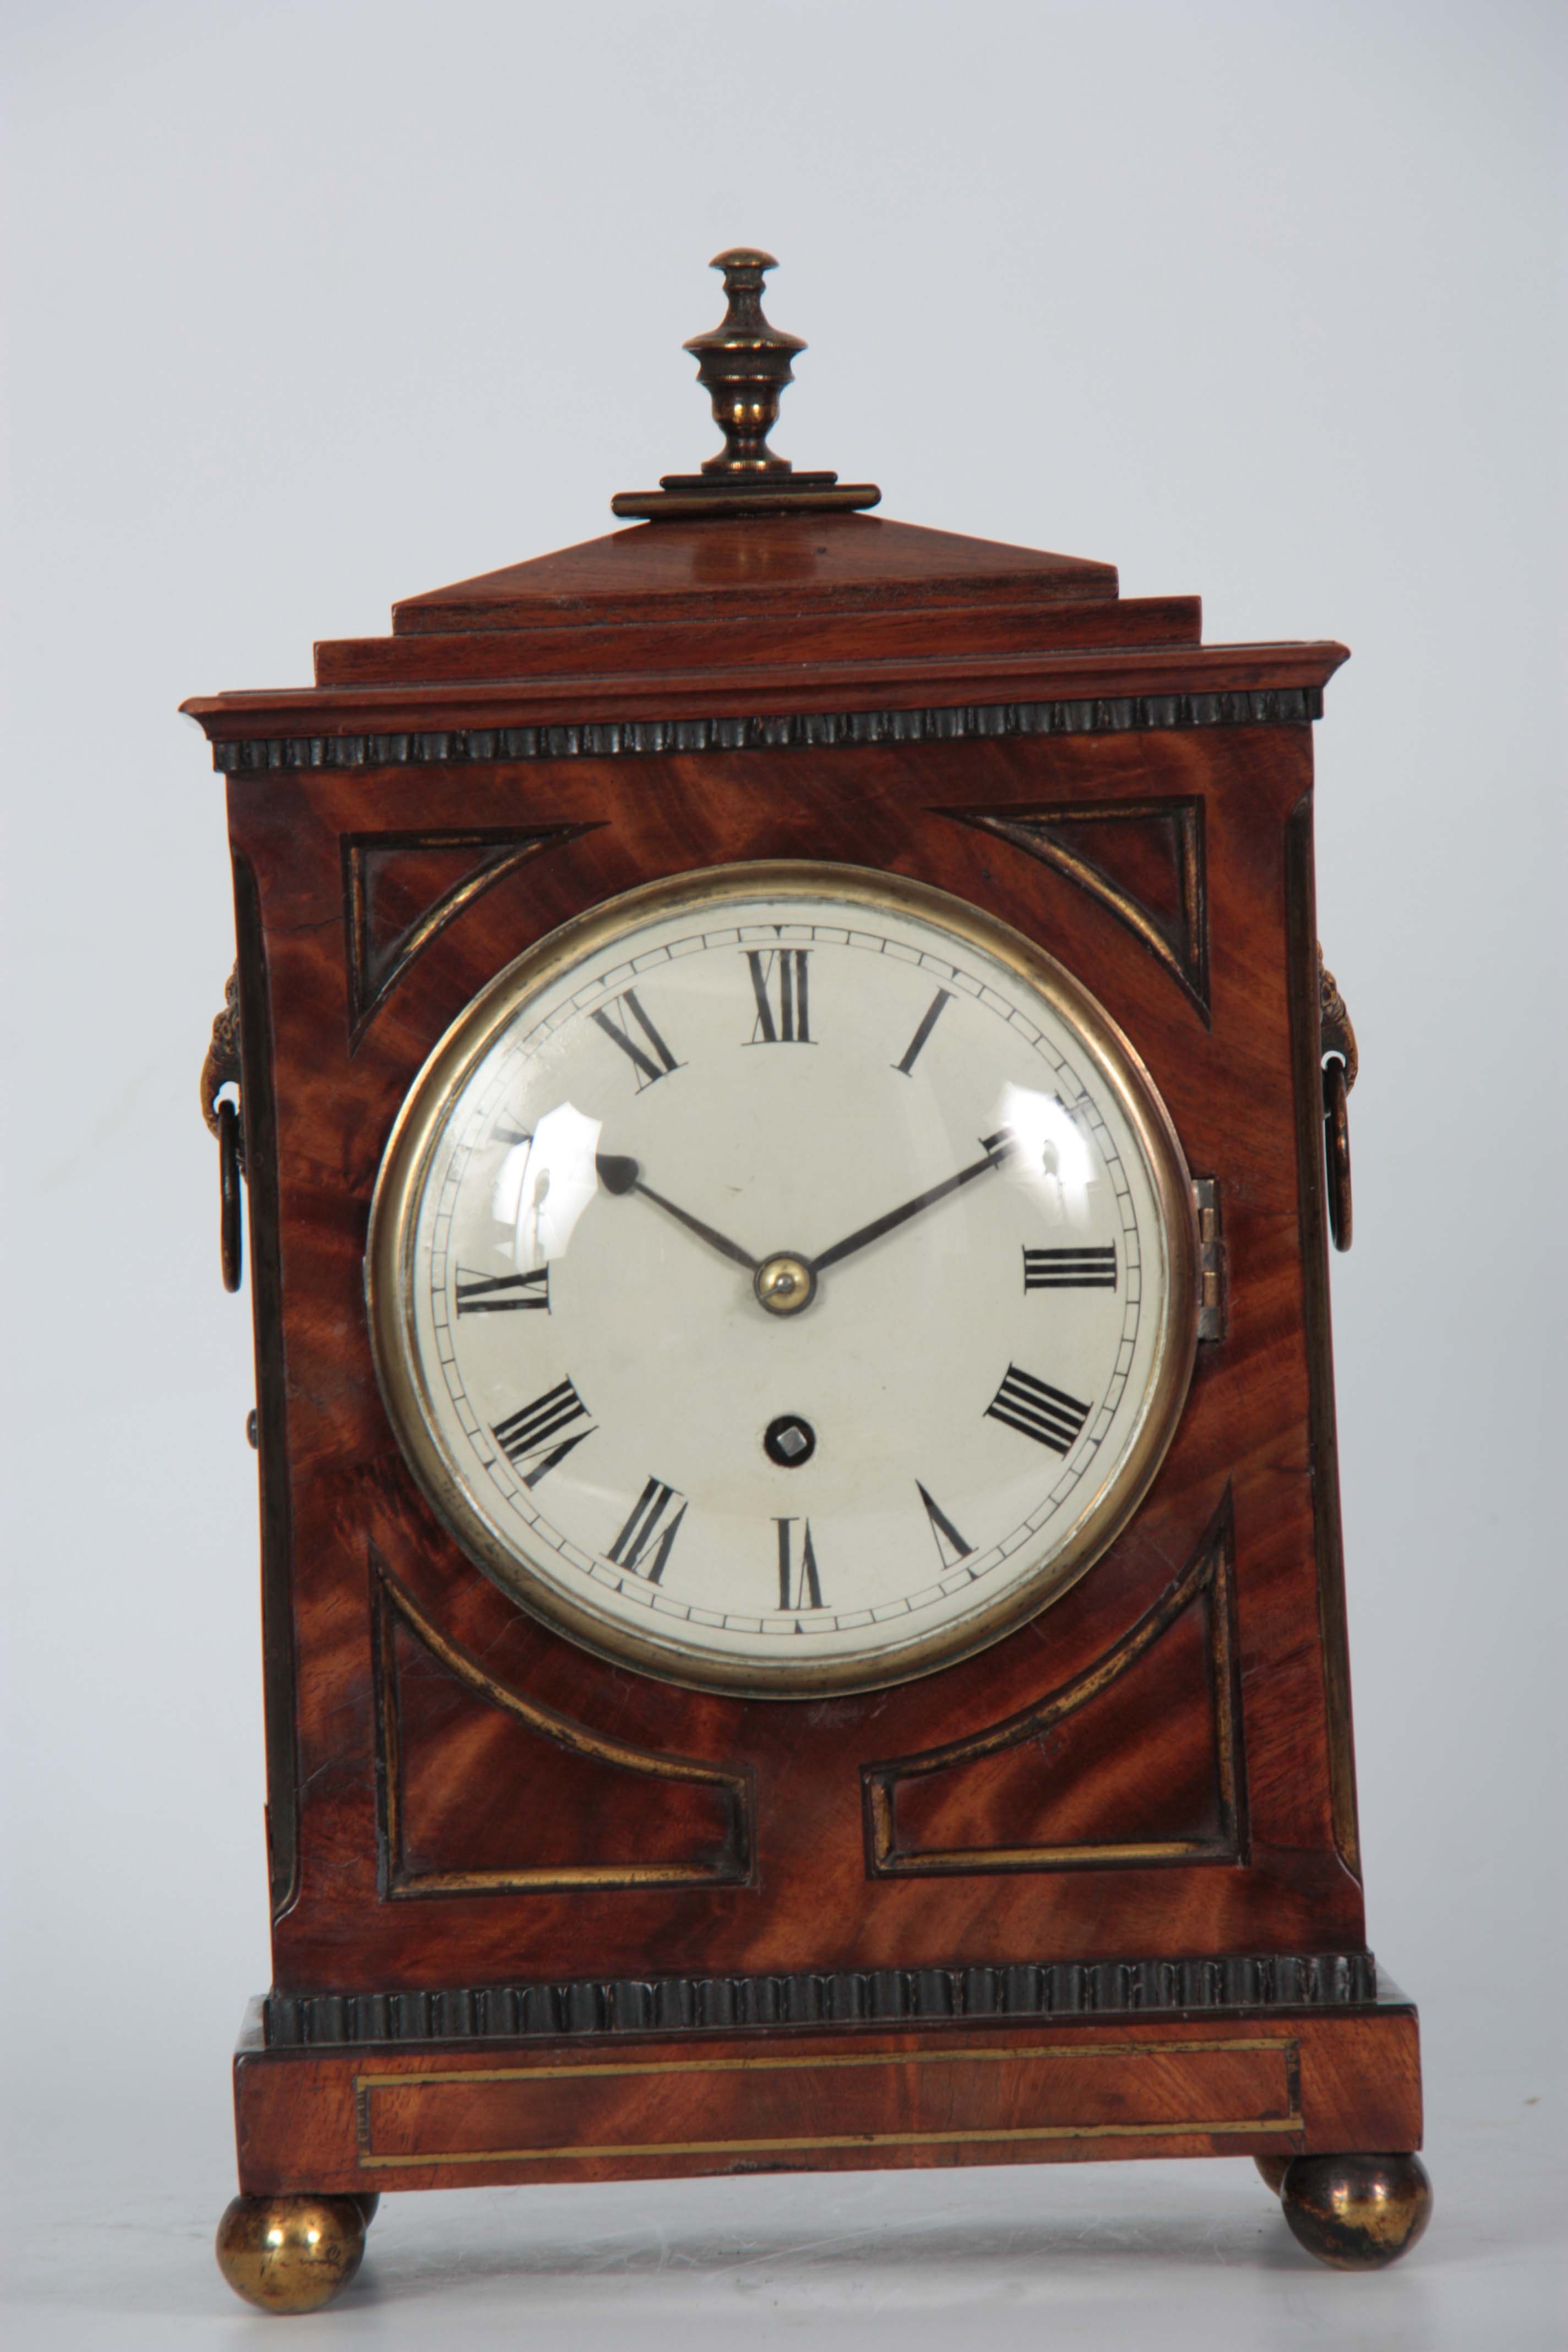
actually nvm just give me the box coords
[368,864,1197,1695]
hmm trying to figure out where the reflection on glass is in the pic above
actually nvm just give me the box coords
[491,1101,602,1268]
[996,1081,1095,1228]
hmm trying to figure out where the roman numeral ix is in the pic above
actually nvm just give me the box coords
[775,1516,825,1612]
[455,1266,550,1314]
[605,1476,688,1585]
[491,1378,595,1486]
[1023,1245,1118,1291]
[591,987,682,1090]
[745,948,812,1044]
[984,1365,1092,1455]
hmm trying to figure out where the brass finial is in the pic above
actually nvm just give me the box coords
[685,247,803,477]
[612,248,880,521]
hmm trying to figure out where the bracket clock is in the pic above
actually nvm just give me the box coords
[187,249,1429,2313]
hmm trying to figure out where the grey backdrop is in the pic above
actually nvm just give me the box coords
[4,2,1562,2344]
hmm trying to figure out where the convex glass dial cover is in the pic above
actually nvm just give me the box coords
[367,864,1199,1695]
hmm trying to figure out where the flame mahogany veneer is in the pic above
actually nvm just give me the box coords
[184,503,1420,2202]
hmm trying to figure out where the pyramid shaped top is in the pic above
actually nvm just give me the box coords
[179,245,1349,747]
[390,513,1120,637]
[184,501,1236,729]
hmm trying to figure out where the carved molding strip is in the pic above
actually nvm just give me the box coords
[863,1494,1243,1877]
[939,797,1210,1021]
[264,1949,1380,2049]
[371,1556,754,1894]
[342,823,597,1049]
[211,686,1322,773]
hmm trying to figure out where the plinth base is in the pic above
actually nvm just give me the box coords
[221,1974,1426,2305]
[230,1973,1421,2200]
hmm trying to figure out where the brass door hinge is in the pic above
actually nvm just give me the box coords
[1194,1178,1226,1342]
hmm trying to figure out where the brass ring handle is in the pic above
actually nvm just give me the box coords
[201,962,244,1144]
[1323,1055,1352,1252]
[1317,949,1357,1091]
[218,1099,244,1292]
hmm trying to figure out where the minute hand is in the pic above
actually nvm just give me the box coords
[812,1133,1015,1274]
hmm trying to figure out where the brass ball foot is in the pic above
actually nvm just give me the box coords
[351,2192,381,2226]
[1254,2153,1292,2196]
[1278,2153,1433,2269]
[215,2192,366,2314]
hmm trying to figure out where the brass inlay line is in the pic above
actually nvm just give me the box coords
[384,1864,731,1892]
[380,1566,744,1793]
[937,799,1209,1020]
[889,1838,1227,1871]
[1004,839,1191,994]
[355,2035,1295,2091]
[356,2039,1298,2168]
[359,2114,1303,2170]
[370,1556,753,1894]
[344,826,597,1048]
[864,1498,1235,1876]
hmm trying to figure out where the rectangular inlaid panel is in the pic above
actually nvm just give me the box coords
[353,2037,1298,2171]
[235,2004,1421,2193]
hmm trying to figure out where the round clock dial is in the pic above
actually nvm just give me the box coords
[367,864,1198,1695]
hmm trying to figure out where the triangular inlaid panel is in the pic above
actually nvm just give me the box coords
[371,1560,752,1894]
[864,1495,1242,1875]
[939,799,1209,1020]
[343,824,597,1048]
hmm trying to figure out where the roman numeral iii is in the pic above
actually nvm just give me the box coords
[491,1378,594,1485]
[744,948,812,1044]
[984,1365,1092,1455]
[590,987,682,1090]
[1023,1245,1118,1290]
[606,1477,688,1584]
[455,1266,549,1314]
[775,1516,825,1611]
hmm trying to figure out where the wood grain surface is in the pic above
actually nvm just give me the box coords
[183,503,1402,2190]
[232,1994,1422,2195]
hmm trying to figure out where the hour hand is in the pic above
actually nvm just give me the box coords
[595,1154,760,1273]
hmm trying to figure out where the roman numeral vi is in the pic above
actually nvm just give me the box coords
[775,1517,825,1611]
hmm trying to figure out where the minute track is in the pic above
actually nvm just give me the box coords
[375,868,1188,1695]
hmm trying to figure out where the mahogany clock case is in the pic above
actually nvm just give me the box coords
[184,505,1422,2215]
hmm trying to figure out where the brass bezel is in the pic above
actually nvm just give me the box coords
[366,861,1200,1700]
